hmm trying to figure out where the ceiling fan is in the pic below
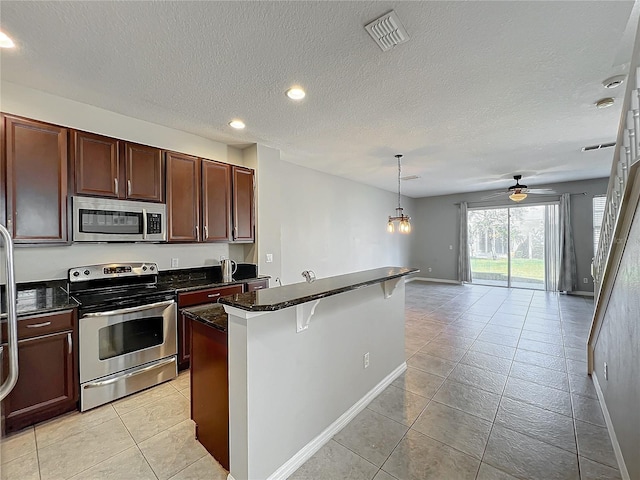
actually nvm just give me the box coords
[482,175,557,203]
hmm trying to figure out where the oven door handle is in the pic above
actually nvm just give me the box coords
[83,356,176,389]
[82,299,175,318]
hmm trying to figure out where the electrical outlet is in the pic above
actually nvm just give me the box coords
[583,277,589,284]
[363,352,370,369]
[428,267,432,273]
[171,258,179,268]
[604,362,608,380]
[266,253,273,263]
[220,255,226,261]
[449,245,453,250]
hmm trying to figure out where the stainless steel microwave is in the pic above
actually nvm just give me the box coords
[72,196,167,242]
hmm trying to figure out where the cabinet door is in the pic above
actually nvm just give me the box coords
[232,166,255,242]
[202,160,231,242]
[166,152,200,242]
[125,142,164,202]
[3,330,77,433]
[177,284,243,369]
[4,115,68,242]
[178,311,192,370]
[72,130,119,198]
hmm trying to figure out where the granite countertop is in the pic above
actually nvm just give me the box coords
[1,280,79,319]
[182,303,228,333]
[219,266,418,312]
[164,276,270,293]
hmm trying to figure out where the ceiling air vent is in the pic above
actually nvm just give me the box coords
[365,11,410,52]
[581,142,616,152]
[401,175,421,181]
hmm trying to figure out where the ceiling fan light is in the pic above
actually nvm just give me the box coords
[509,192,528,202]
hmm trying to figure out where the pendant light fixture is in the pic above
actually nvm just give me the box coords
[387,154,411,234]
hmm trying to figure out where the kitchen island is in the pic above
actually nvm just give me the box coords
[185,266,416,480]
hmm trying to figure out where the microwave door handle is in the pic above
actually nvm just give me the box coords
[142,208,148,240]
[82,299,175,318]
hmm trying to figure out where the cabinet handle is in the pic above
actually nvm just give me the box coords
[195,225,199,241]
[204,225,208,240]
[67,333,72,354]
[207,293,221,298]
[233,226,238,239]
[127,180,132,196]
[26,321,52,328]
[253,286,264,290]
[114,178,119,195]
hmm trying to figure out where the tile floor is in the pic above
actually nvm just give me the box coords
[1,371,228,480]
[1,282,622,480]
[291,282,621,480]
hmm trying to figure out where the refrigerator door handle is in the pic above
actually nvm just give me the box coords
[0,224,19,401]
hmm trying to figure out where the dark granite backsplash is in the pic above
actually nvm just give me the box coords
[158,263,258,288]
[1,280,79,317]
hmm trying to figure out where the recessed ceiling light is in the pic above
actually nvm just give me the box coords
[286,87,306,100]
[229,120,246,129]
[595,98,615,109]
[0,31,15,49]
[602,75,625,89]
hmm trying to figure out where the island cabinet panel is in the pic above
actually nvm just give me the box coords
[231,166,254,242]
[2,309,78,433]
[72,130,119,198]
[4,115,68,243]
[166,152,201,242]
[125,142,164,202]
[202,160,232,242]
[177,284,242,370]
[191,319,229,470]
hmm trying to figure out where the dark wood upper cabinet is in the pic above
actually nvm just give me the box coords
[202,160,232,242]
[4,115,68,243]
[125,142,164,202]
[73,131,119,198]
[232,166,255,242]
[73,132,163,202]
[166,151,200,242]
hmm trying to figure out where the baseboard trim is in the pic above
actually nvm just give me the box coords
[569,290,595,297]
[592,373,630,480]
[265,362,408,480]
[409,277,461,285]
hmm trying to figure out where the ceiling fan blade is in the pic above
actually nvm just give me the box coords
[527,189,557,194]
[480,192,508,200]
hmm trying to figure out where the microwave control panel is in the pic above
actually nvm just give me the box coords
[147,213,163,234]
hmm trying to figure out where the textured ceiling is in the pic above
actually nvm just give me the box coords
[0,1,636,197]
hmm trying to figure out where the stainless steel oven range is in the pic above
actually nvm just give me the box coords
[69,262,177,411]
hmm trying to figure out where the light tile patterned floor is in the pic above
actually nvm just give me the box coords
[1,282,622,479]
[1,371,228,480]
[290,282,621,480]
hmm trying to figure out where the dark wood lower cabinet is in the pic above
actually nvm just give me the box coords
[2,311,78,433]
[177,284,243,370]
[191,320,229,470]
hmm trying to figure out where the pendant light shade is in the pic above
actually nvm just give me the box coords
[387,154,411,234]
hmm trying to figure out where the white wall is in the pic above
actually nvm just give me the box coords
[253,152,415,285]
[0,82,246,281]
[227,280,406,480]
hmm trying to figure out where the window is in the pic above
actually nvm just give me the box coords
[593,196,606,256]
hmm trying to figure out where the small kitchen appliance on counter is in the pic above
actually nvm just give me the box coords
[69,262,177,411]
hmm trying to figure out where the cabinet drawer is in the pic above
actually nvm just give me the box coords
[245,279,269,292]
[2,310,75,341]
[178,285,243,308]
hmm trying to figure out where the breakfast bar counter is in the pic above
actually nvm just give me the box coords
[220,266,416,480]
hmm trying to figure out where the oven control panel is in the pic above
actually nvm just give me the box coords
[69,262,158,281]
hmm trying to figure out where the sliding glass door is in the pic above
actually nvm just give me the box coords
[468,204,558,290]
